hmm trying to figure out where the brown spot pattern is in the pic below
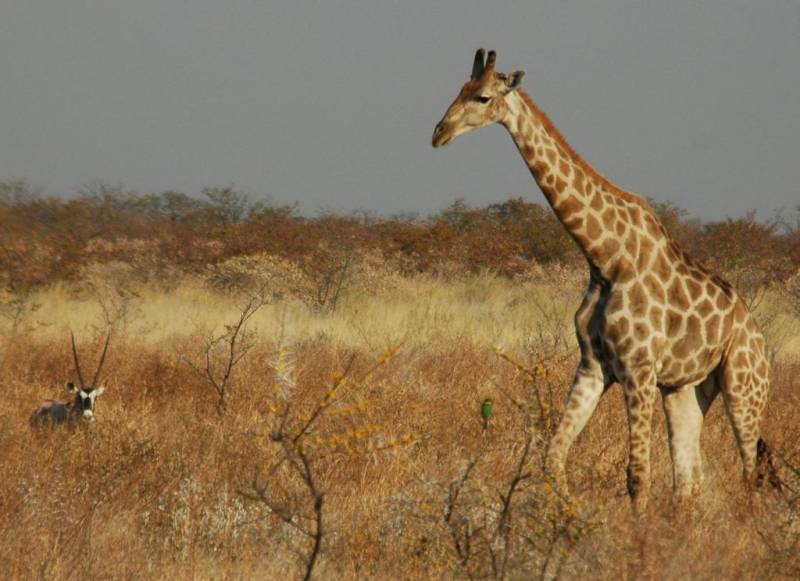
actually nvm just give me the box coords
[667,278,690,310]
[627,205,642,224]
[654,251,672,282]
[637,237,654,271]
[585,213,602,240]
[697,298,713,319]
[667,310,683,335]
[630,282,648,318]
[706,313,720,343]
[625,233,639,258]
[686,278,703,302]
[643,274,666,303]
[649,306,664,328]
[602,207,616,228]
[599,238,620,259]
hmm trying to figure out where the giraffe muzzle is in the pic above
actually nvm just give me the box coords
[432,122,451,148]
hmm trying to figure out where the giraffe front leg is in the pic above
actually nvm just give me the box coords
[545,366,607,495]
[623,368,657,515]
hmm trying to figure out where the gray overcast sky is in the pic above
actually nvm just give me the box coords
[1,1,798,219]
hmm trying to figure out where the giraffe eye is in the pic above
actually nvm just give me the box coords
[474,96,491,104]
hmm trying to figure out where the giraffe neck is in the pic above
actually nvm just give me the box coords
[501,90,668,280]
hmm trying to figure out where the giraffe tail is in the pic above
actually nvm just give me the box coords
[756,438,783,491]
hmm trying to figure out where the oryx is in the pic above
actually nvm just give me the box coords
[30,332,111,426]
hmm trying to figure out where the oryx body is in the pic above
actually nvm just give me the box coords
[30,383,106,425]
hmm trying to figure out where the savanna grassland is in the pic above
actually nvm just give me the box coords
[1,181,800,580]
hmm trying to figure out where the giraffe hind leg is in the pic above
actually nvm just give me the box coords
[719,349,769,488]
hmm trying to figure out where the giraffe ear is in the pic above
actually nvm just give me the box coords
[505,71,525,92]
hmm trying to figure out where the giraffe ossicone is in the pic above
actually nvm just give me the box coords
[433,48,775,512]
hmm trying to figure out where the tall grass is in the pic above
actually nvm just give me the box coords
[1,269,798,579]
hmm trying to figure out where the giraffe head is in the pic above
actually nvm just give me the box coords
[432,49,525,148]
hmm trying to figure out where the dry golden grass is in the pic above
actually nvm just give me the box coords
[1,269,799,580]
[23,269,586,349]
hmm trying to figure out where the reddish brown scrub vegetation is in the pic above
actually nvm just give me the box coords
[1,180,799,579]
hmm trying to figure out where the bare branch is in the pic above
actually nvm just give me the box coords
[184,282,270,413]
[291,354,357,444]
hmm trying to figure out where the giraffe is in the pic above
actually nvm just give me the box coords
[432,49,776,512]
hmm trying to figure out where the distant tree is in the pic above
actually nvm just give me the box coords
[203,185,265,224]
[486,197,578,265]
[77,180,138,209]
[436,198,481,231]
[0,179,41,205]
[138,191,207,223]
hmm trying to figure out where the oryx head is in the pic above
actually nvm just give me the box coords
[67,332,110,422]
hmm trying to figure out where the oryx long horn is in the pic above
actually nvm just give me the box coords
[90,333,111,389]
[471,48,486,79]
[71,332,86,389]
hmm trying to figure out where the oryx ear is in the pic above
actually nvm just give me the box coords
[95,385,106,396]
[66,382,78,393]
[505,70,525,92]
